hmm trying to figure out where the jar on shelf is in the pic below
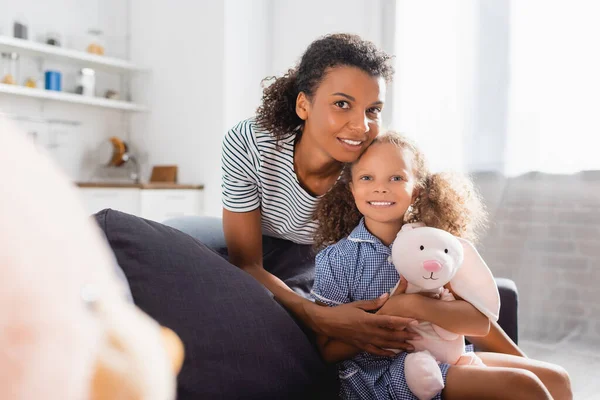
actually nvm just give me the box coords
[13,17,28,40]
[75,68,96,97]
[24,77,37,88]
[86,29,105,55]
[46,31,62,47]
[1,52,20,85]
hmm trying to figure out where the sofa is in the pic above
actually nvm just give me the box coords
[94,209,519,399]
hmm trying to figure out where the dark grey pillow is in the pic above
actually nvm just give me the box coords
[94,209,336,399]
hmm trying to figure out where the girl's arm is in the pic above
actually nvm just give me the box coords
[466,319,526,357]
[376,282,490,337]
[223,209,417,355]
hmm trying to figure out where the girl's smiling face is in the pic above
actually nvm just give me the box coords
[350,142,417,226]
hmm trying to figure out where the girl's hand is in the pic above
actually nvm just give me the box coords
[377,277,435,318]
[391,276,409,296]
[393,277,440,299]
[311,294,419,356]
[378,278,415,317]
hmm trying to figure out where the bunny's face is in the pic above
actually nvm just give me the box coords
[391,226,464,290]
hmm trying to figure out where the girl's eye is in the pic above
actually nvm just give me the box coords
[359,175,372,181]
[391,176,404,182]
[335,101,350,109]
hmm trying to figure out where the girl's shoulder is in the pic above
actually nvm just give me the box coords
[316,237,362,264]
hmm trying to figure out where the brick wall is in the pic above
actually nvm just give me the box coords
[473,171,600,345]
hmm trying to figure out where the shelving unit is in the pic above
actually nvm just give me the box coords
[0,83,146,112]
[0,35,148,112]
[0,35,145,74]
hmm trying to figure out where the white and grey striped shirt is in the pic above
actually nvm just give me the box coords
[221,118,319,245]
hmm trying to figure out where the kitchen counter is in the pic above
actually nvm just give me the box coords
[76,182,204,190]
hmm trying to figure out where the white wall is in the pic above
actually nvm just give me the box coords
[130,0,226,216]
[270,0,384,75]
[467,0,509,172]
[505,1,600,176]
[392,0,511,174]
[392,0,478,173]
[130,0,275,217]
[223,0,271,130]
[0,0,130,181]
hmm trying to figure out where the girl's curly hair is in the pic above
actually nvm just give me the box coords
[255,33,394,141]
[313,131,487,249]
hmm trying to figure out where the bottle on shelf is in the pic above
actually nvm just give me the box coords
[1,52,20,85]
[75,68,96,97]
[86,29,105,56]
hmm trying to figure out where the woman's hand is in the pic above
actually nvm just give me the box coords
[310,292,419,357]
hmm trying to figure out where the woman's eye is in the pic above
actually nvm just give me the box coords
[335,101,350,109]
[367,107,382,115]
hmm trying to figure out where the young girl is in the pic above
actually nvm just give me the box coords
[311,131,572,400]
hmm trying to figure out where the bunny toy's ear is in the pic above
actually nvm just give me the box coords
[450,239,500,322]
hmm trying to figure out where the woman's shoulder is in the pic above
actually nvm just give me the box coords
[225,118,258,144]
[226,118,296,151]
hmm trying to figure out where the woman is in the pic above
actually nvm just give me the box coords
[170,33,419,355]
[167,33,518,358]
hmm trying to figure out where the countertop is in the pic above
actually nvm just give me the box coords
[76,182,204,190]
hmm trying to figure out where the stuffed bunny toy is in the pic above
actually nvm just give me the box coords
[0,116,183,400]
[390,223,500,400]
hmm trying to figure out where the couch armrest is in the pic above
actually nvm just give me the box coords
[496,277,519,345]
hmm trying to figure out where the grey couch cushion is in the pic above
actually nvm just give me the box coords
[94,209,335,399]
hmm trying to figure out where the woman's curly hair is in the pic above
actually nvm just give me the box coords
[255,33,394,141]
[313,131,487,249]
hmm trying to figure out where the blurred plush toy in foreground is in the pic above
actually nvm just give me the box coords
[0,117,183,400]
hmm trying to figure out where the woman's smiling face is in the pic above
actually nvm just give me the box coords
[296,65,386,163]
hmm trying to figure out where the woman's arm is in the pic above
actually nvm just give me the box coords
[223,209,418,355]
[314,278,417,364]
[316,333,362,364]
[315,300,362,364]
[223,208,315,320]
[377,285,490,337]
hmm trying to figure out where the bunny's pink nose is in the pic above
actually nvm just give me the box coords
[423,260,442,273]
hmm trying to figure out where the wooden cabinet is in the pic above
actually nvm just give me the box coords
[78,184,204,222]
[139,189,203,222]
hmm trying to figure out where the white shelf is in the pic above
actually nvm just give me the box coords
[0,36,146,74]
[0,83,147,112]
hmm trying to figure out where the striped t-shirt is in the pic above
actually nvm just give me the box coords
[221,118,319,245]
